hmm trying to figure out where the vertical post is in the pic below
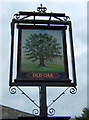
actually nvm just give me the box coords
[9,20,14,86]
[39,84,47,117]
[69,21,77,86]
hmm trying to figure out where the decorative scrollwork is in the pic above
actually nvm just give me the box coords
[70,87,77,94]
[48,108,55,116]
[32,109,39,116]
[9,87,17,94]
[14,13,20,19]
[64,16,70,21]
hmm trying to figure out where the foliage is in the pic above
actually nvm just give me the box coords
[23,33,62,67]
[75,108,89,120]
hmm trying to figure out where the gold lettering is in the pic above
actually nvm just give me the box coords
[50,74,54,78]
[33,74,36,77]
[39,74,42,77]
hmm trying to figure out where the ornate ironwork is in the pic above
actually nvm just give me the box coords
[48,87,69,108]
[9,86,40,116]
[32,109,39,116]
[64,16,70,21]
[12,4,70,24]
[70,87,77,94]
[16,87,39,108]
[9,5,77,117]
[13,11,70,22]
[48,108,55,116]
[37,4,47,13]
[14,13,20,19]
[9,87,17,94]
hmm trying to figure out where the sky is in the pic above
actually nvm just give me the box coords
[87,1,89,109]
[0,1,87,118]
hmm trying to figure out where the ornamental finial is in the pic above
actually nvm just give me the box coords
[37,4,47,13]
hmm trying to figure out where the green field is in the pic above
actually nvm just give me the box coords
[21,56,64,72]
[21,63,64,72]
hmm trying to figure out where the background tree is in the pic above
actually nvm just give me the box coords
[75,108,89,120]
[23,33,62,67]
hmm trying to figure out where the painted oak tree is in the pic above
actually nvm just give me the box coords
[23,33,62,67]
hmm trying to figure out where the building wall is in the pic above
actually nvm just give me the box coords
[0,105,2,119]
[0,105,32,119]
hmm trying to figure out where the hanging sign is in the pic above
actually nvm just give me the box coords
[16,25,69,82]
[9,11,77,86]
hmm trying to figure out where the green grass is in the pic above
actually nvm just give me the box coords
[21,63,64,72]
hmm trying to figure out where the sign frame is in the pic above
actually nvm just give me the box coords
[9,11,77,87]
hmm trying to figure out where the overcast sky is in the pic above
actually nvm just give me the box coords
[0,1,87,118]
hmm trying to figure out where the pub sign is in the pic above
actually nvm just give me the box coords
[9,11,77,87]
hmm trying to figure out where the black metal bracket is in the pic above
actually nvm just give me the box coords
[9,86,77,116]
[13,3,70,24]
[13,12,70,23]
[9,86,40,116]
[47,87,77,116]
[47,87,69,108]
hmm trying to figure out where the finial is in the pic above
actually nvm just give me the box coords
[37,4,47,13]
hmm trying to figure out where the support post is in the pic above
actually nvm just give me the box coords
[39,84,47,117]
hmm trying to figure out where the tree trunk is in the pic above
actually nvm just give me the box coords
[39,58,45,67]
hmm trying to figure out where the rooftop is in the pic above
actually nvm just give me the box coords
[0,104,32,119]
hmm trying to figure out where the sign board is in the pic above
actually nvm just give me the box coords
[9,11,77,87]
[16,25,69,82]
